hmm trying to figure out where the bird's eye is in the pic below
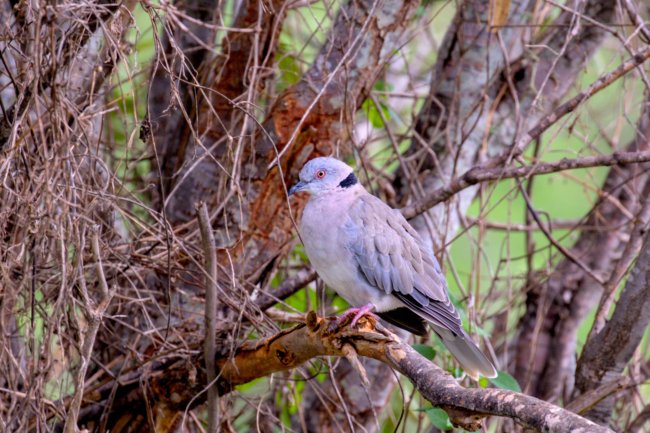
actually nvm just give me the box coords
[316,170,326,179]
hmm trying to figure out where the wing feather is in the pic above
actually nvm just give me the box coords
[347,194,463,336]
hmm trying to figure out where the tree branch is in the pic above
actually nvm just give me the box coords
[203,312,612,433]
[573,223,650,425]
[513,93,650,402]
[254,268,318,311]
[197,202,219,433]
[402,150,650,219]
[508,45,650,162]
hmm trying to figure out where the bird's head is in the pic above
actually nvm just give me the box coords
[289,157,358,197]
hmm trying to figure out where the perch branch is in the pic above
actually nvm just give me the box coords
[209,312,613,433]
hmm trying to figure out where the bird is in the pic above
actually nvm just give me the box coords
[289,156,497,379]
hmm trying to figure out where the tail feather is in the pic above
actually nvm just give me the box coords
[435,328,497,380]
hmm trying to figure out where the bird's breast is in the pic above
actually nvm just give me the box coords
[300,197,403,311]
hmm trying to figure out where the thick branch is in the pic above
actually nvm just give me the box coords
[205,313,612,433]
[573,227,650,424]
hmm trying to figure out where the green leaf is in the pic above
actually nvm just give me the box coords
[425,407,453,431]
[412,344,436,360]
[489,370,522,392]
[362,99,385,128]
[277,53,301,88]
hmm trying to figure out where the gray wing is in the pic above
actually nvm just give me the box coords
[346,194,463,336]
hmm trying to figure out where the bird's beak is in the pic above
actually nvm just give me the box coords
[289,181,307,196]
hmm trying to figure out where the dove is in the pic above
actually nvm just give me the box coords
[289,157,497,379]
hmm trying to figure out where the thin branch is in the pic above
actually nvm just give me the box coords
[518,179,604,286]
[622,0,650,43]
[197,202,219,433]
[63,229,113,433]
[254,269,318,311]
[403,150,650,219]
[510,45,650,161]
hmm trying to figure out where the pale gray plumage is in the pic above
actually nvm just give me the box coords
[290,157,497,379]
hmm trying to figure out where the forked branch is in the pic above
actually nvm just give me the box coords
[209,312,613,433]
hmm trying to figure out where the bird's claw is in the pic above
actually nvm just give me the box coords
[349,304,377,327]
[328,304,377,332]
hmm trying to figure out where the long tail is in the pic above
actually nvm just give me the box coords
[435,327,497,380]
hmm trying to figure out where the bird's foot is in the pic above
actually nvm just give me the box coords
[329,304,377,332]
[349,304,377,327]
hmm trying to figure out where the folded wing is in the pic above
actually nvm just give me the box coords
[347,194,462,336]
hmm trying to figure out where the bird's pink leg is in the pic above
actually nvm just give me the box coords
[349,303,377,327]
[334,303,377,328]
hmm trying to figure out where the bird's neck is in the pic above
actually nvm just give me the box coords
[309,183,364,202]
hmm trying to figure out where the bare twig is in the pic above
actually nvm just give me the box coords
[63,229,114,433]
[510,45,650,161]
[253,269,318,310]
[622,0,650,43]
[197,202,219,433]
[403,150,650,219]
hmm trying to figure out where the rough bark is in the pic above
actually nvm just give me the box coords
[147,0,221,204]
[572,210,650,425]
[397,0,531,248]
[117,313,615,433]
[150,0,288,221]
[158,0,420,282]
[85,0,422,430]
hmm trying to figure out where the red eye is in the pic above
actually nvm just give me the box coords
[316,170,326,179]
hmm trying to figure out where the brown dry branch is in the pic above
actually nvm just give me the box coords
[63,230,114,433]
[253,268,318,310]
[157,312,613,433]
[146,0,221,206]
[509,44,650,163]
[402,150,650,219]
[150,0,288,221]
[197,202,219,433]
